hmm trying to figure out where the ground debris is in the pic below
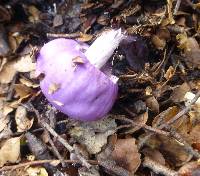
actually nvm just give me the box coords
[0,0,200,176]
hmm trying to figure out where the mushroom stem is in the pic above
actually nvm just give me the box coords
[85,29,125,69]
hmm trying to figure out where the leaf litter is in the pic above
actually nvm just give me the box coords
[0,0,200,176]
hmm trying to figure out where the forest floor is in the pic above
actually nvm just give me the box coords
[0,0,200,176]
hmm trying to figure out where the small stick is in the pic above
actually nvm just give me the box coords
[47,33,81,39]
[143,157,178,176]
[0,159,97,172]
[173,0,182,15]
[26,103,92,169]
[161,90,200,127]
[114,115,170,136]
[166,125,200,158]
[45,130,67,167]
[138,91,200,152]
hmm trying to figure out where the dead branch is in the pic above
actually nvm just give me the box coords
[0,159,97,172]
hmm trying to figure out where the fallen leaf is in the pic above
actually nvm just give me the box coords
[15,106,34,132]
[146,134,192,167]
[178,161,200,176]
[146,96,159,114]
[0,61,16,84]
[19,78,39,88]
[176,34,200,68]
[166,0,175,24]
[26,167,48,176]
[0,57,7,72]
[14,84,33,98]
[0,137,21,167]
[70,143,89,160]
[111,138,141,173]
[142,148,165,165]
[48,83,61,94]
[170,83,191,103]
[77,33,93,42]
[151,35,166,50]
[0,98,12,132]
[164,66,175,80]
[28,5,41,23]
[124,112,148,134]
[53,14,63,27]
[152,106,179,128]
[14,54,36,72]
[78,166,100,176]
[69,118,117,154]
[184,92,200,106]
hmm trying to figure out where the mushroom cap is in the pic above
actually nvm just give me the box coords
[36,38,118,121]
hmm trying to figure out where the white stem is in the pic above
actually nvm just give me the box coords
[85,29,125,69]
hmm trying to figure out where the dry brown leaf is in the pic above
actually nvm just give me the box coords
[14,55,36,72]
[151,35,166,50]
[48,83,61,94]
[53,14,63,27]
[166,0,175,25]
[170,83,191,103]
[0,98,13,132]
[26,166,48,176]
[184,92,200,123]
[70,144,89,161]
[19,78,39,88]
[15,106,34,132]
[177,34,200,67]
[111,138,141,173]
[78,166,100,176]
[0,61,16,84]
[146,96,159,114]
[176,33,188,50]
[188,125,200,150]
[14,84,33,98]
[28,5,41,23]
[146,134,192,167]
[77,33,93,42]
[0,57,7,72]
[142,148,165,165]
[152,106,179,127]
[164,66,175,80]
[0,137,21,167]
[69,118,117,154]
[124,112,148,134]
[178,161,200,176]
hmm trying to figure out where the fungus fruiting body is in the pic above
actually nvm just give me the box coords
[36,29,124,121]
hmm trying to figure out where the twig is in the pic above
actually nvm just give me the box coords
[26,103,92,169]
[166,125,200,158]
[0,159,97,172]
[143,157,178,176]
[173,0,182,15]
[46,130,67,167]
[161,90,200,127]
[138,91,200,150]
[47,33,81,39]
[114,115,170,136]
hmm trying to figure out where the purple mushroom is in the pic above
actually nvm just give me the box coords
[36,29,124,121]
